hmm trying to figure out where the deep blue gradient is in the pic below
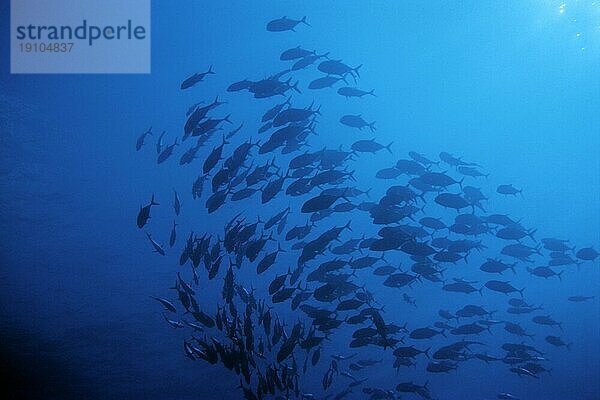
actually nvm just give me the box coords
[1,1,598,399]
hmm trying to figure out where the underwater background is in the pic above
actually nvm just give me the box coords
[0,1,599,399]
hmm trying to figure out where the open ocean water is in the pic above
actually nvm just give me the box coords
[1,1,599,399]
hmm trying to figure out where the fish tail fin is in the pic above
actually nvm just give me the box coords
[528,229,537,241]
[424,347,431,358]
[292,80,302,94]
[277,242,286,253]
[534,244,543,255]
[385,142,394,154]
[557,270,563,282]
[369,121,376,132]
[364,188,372,199]
[518,287,525,298]
[150,194,160,206]
[300,16,310,26]
[344,220,352,232]
[353,64,362,78]
[349,169,357,182]
[208,65,214,74]
[224,114,232,124]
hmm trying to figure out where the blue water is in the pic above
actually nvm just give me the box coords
[1,1,599,399]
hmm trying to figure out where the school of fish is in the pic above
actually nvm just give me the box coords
[134,16,598,400]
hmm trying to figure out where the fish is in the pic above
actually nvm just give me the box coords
[480,259,516,274]
[532,315,563,330]
[410,327,445,339]
[136,194,159,228]
[339,114,376,131]
[351,139,393,154]
[146,233,165,256]
[156,130,167,154]
[227,79,252,92]
[545,335,571,349]
[136,127,152,151]
[567,295,594,302]
[527,266,563,280]
[434,193,470,211]
[256,243,285,274]
[576,247,599,261]
[169,220,177,247]
[497,184,522,196]
[157,138,178,164]
[280,46,315,60]
[162,314,184,329]
[150,296,176,313]
[337,87,375,98]
[180,66,215,89]
[266,16,310,32]
[173,189,181,215]
[308,76,346,90]
[203,135,229,174]
[318,60,361,80]
[485,280,524,297]
[510,366,539,379]
[498,393,520,400]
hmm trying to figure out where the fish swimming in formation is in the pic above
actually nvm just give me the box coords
[133,13,598,400]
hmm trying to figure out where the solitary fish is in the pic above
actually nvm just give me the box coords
[497,184,522,196]
[169,221,177,247]
[150,296,176,313]
[137,194,159,228]
[173,189,181,215]
[337,87,375,99]
[266,16,309,32]
[340,115,376,131]
[136,127,152,151]
[180,66,214,90]
[146,233,166,256]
